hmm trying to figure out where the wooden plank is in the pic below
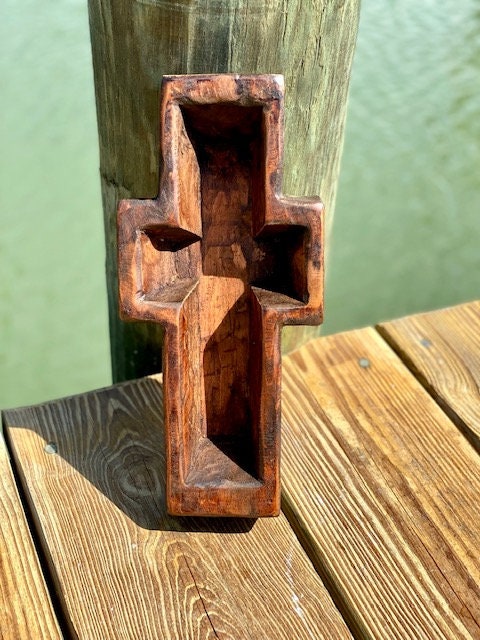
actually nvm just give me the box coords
[281,328,480,640]
[377,301,480,449]
[3,378,352,640]
[87,0,360,380]
[0,429,61,640]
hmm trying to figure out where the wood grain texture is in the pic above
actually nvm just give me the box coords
[0,430,61,640]
[3,378,352,639]
[377,300,480,450]
[87,0,360,380]
[281,328,480,639]
[118,74,324,516]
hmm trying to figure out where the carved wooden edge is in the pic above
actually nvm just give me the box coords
[117,75,324,516]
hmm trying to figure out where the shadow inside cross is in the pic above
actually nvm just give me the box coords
[4,376,255,535]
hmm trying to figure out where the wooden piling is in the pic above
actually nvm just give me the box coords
[87,0,360,381]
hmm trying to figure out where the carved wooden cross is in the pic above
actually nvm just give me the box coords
[118,75,324,517]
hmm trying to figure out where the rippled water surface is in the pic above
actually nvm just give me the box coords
[323,0,480,333]
[1,0,479,406]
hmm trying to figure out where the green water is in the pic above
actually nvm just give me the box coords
[323,0,480,334]
[1,0,479,408]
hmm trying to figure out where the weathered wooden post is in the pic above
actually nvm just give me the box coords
[88,0,360,382]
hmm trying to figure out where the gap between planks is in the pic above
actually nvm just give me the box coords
[0,426,62,640]
[280,326,480,640]
[377,300,480,451]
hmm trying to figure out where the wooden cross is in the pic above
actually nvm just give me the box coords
[118,74,324,517]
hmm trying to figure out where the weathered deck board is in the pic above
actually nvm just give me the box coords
[281,328,480,640]
[3,378,352,640]
[377,300,480,449]
[0,430,61,640]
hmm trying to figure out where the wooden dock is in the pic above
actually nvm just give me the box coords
[2,300,479,639]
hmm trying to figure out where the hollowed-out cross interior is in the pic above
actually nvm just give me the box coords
[144,103,308,486]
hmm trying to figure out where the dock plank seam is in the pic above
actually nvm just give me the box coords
[2,416,77,640]
[281,494,370,640]
[375,323,480,453]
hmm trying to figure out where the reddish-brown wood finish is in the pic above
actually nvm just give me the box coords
[117,74,324,516]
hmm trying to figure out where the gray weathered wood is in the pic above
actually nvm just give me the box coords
[88,0,360,381]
